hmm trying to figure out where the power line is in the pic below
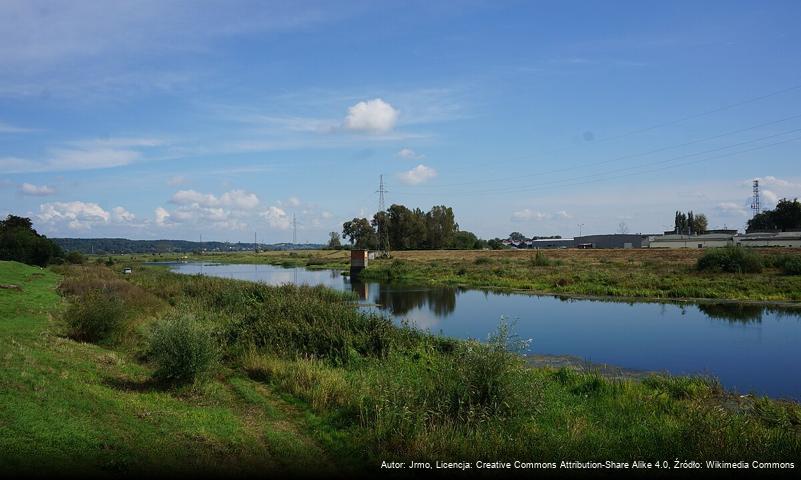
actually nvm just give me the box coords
[398,112,801,191]
[413,81,801,181]
[376,174,390,255]
[392,128,801,198]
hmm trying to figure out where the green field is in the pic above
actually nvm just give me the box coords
[105,247,801,303]
[2,260,800,475]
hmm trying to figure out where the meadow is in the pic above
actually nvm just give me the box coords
[1,259,800,475]
[119,247,801,302]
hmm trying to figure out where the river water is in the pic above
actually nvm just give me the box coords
[166,262,801,399]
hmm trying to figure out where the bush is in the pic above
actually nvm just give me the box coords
[778,256,801,275]
[696,246,763,273]
[64,290,128,344]
[149,314,220,384]
[530,251,552,267]
[66,251,85,264]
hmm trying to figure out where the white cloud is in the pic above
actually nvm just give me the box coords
[1,148,141,173]
[38,201,110,230]
[762,189,779,207]
[260,206,291,230]
[19,183,55,196]
[155,207,171,226]
[750,176,801,189]
[112,206,135,222]
[287,196,301,207]
[716,202,748,217]
[398,164,437,185]
[170,189,260,210]
[511,209,550,222]
[397,148,424,160]
[344,98,398,133]
[511,209,573,222]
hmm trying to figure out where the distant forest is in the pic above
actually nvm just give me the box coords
[52,238,323,255]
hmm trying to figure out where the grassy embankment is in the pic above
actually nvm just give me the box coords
[2,260,800,475]
[107,247,801,302]
[358,248,801,302]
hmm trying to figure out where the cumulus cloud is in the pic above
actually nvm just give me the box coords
[155,207,171,226]
[19,183,55,196]
[397,148,424,160]
[344,98,398,133]
[112,206,135,222]
[38,201,110,230]
[716,202,748,217]
[170,189,260,210]
[762,189,779,207]
[398,164,437,185]
[260,206,290,229]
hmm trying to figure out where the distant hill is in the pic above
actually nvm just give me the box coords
[51,238,324,254]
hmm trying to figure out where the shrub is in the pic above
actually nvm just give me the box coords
[530,251,552,267]
[781,256,801,275]
[474,256,492,265]
[65,251,85,265]
[149,314,220,384]
[696,246,762,273]
[64,290,128,344]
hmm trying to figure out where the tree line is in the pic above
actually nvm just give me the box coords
[747,198,801,233]
[0,215,64,267]
[673,211,708,235]
[338,204,488,250]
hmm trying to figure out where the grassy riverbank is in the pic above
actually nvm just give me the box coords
[107,248,801,302]
[2,260,800,475]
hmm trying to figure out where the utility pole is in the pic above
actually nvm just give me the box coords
[254,232,258,253]
[292,213,297,244]
[376,174,390,257]
[577,223,584,238]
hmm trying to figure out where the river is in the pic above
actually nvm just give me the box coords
[165,262,801,399]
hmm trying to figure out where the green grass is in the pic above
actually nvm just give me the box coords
[0,261,346,476]
[2,260,800,475]
[355,249,801,302]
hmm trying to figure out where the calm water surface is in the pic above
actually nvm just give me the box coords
[166,262,801,399]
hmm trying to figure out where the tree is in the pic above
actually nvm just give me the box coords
[426,205,457,249]
[692,214,708,235]
[327,232,342,249]
[0,215,63,267]
[508,232,526,242]
[487,238,506,250]
[342,218,377,249]
[453,230,479,249]
[617,221,629,234]
[673,210,707,235]
[747,198,801,232]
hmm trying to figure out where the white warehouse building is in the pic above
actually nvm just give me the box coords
[647,231,801,249]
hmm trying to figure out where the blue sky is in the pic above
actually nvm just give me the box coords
[2,0,800,242]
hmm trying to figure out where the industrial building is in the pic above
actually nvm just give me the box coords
[735,231,801,248]
[647,231,801,249]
